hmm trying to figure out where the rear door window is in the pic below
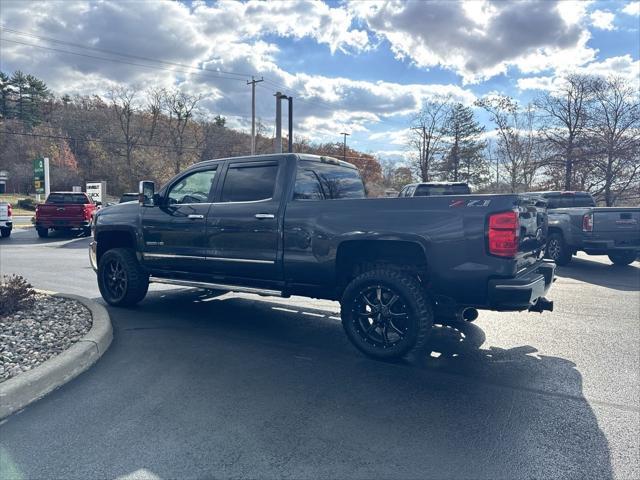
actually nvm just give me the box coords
[221,163,278,202]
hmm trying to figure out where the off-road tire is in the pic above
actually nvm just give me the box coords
[341,267,433,360]
[36,227,49,238]
[545,232,572,266]
[0,228,10,238]
[608,251,636,266]
[98,248,149,307]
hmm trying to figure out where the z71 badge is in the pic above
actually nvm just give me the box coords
[450,199,492,208]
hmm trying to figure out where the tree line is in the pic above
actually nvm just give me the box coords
[1,70,637,205]
[405,74,639,206]
[0,71,383,197]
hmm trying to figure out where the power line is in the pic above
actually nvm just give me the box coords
[0,38,247,84]
[0,27,254,79]
[1,27,349,118]
[0,129,204,151]
[1,130,379,161]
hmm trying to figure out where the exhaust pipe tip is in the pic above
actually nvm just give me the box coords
[461,307,479,322]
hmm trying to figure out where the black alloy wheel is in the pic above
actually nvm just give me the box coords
[97,248,149,307]
[102,256,128,303]
[352,285,411,349]
[341,267,433,360]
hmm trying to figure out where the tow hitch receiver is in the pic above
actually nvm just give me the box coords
[529,297,554,313]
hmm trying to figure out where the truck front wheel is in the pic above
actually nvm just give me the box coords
[545,233,572,266]
[608,251,637,266]
[341,268,433,360]
[98,248,149,307]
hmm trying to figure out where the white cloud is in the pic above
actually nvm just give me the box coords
[349,0,595,83]
[621,2,640,16]
[0,0,475,143]
[517,55,640,91]
[590,10,616,30]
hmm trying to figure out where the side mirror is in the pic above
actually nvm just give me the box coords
[139,181,156,206]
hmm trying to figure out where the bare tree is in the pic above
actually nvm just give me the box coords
[587,76,640,205]
[409,98,451,181]
[476,96,543,192]
[145,88,164,141]
[535,74,594,190]
[162,90,203,174]
[108,86,141,185]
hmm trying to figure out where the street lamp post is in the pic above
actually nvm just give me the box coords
[340,132,350,162]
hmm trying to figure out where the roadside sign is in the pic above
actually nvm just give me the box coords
[34,158,45,194]
[86,181,107,203]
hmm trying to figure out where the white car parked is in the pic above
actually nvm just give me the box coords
[0,202,13,238]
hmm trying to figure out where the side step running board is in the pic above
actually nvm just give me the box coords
[149,276,284,297]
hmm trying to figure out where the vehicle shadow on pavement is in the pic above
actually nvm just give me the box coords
[555,256,640,292]
[0,289,613,480]
[3,228,91,246]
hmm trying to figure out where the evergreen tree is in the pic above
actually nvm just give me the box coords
[0,72,10,119]
[439,103,487,184]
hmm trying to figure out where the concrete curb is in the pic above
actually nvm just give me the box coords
[0,293,112,420]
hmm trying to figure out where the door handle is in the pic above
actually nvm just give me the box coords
[255,213,275,219]
[188,214,204,220]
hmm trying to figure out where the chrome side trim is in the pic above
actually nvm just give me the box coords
[143,253,204,261]
[493,277,545,290]
[207,257,275,264]
[149,277,282,296]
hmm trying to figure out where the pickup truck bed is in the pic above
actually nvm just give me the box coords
[90,153,555,360]
[538,192,640,266]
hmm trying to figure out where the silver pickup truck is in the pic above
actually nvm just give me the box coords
[533,191,639,266]
[0,202,12,238]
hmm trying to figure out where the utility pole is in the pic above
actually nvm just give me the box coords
[247,76,263,155]
[287,96,293,153]
[340,132,350,162]
[275,92,283,153]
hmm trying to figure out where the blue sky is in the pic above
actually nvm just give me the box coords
[1,0,639,163]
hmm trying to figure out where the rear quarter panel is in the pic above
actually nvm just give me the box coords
[283,195,525,304]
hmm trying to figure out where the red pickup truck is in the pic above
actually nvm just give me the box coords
[35,192,96,238]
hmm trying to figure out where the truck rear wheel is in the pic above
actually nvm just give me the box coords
[545,233,572,266]
[98,248,149,307]
[608,251,636,266]
[341,268,433,360]
[0,228,10,238]
[36,227,49,238]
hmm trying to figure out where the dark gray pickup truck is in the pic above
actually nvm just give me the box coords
[90,154,555,359]
[534,191,640,266]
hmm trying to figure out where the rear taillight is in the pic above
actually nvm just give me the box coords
[7,204,11,217]
[488,210,519,258]
[84,205,92,221]
[582,213,593,232]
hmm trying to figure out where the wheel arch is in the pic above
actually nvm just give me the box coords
[335,238,429,295]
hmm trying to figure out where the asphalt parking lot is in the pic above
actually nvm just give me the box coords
[1,227,638,479]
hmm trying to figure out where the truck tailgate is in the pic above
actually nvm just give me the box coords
[593,208,640,233]
[37,204,87,222]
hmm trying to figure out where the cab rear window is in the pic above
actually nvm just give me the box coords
[46,194,90,204]
[306,162,365,199]
[546,195,595,208]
